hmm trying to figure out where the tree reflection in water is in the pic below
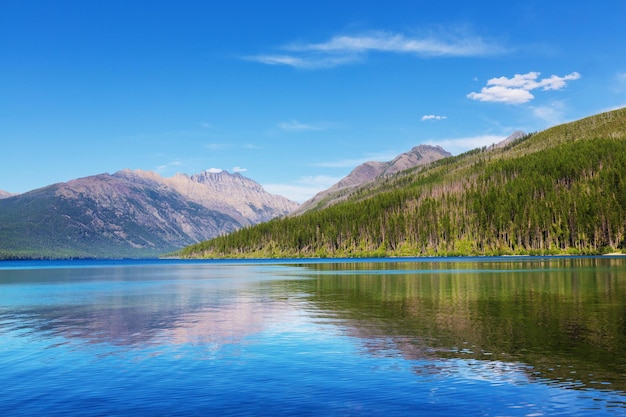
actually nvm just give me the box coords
[277,257,626,394]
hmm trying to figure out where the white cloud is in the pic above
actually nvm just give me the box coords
[468,85,535,104]
[278,120,325,131]
[263,175,343,203]
[232,166,247,173]
[246,29,504,69]
[421,114,448,121]
[206,168,223,173]
[537,72,581,90]
[291,31,497,56]
[248,54,360,69]
[468,71,581,104]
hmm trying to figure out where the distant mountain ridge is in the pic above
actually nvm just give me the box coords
[294,144,452,214]
[178,107,626,258]
[0,169,298,259]
[0,190,15,199]
[117,169,297,225]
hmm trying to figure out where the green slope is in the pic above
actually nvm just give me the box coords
[179,108,626,258]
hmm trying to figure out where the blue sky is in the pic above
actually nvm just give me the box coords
[2,1,626,202]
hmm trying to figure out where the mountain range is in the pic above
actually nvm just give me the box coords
[0,169,297,259]
[0,140,463,259]
[179,107,626,258]
[6,108,626,260]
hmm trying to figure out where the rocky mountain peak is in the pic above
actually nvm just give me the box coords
[334,161,387,190]
[384,144,451,176]
[0,168,299,258]
[189,169,263,193]
[118,168,299,224]
[293,143,452,214]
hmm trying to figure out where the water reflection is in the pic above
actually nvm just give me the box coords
[275,257,626,395]
[1,258,625,414]
[0,264,297,352]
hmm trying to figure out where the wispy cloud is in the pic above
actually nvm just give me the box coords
[278,120,326,131]
[421,114,448,121]
[156,160,183,171]
[468,71,581,104]
[246,29,504,69]
[250,54,361,70]
[530,101,567,125]
[291,31,497,55]
[232,166,247,173]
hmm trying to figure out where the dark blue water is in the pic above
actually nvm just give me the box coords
[0,257,625,416]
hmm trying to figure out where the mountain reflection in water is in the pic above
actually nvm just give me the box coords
[1,257,625,416]
[0,263,295,351]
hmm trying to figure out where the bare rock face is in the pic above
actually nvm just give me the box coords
[178,169,297,224]
[294,144,451,214]
[115,169,298,226]
[384,145,450,176]
[0,169,299,258]
[332,161,388,190]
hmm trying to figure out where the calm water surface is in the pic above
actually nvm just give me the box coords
[0,257,625,416]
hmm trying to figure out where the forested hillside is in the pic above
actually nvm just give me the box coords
[178,108,626,258]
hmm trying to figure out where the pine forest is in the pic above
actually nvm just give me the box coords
[179,108,626,258]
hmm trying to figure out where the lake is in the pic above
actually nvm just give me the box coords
[0,257,625,416]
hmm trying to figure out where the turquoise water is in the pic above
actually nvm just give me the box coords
[0,257,625,416]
